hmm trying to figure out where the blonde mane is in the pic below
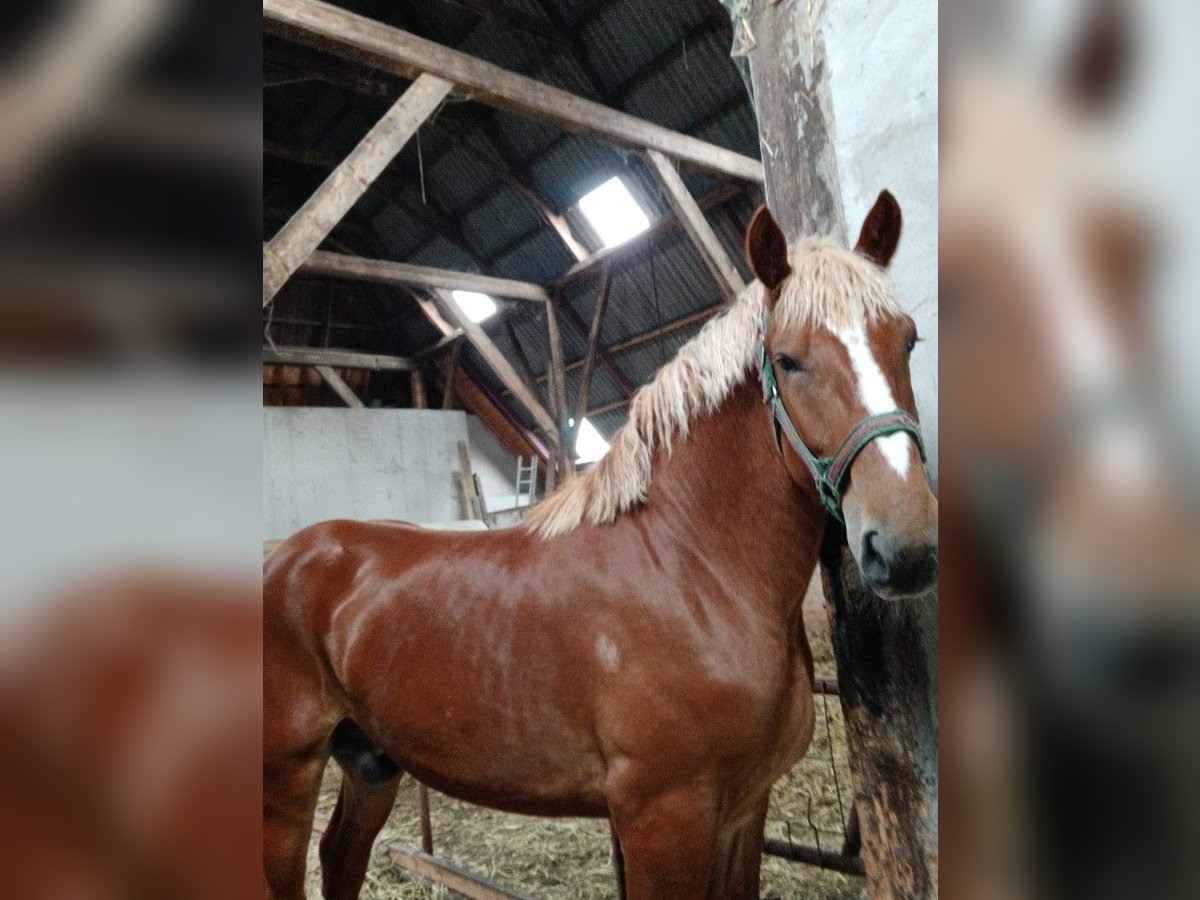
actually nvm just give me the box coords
[524,238,903,539]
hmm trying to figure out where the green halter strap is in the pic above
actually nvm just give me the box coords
[758,310,927,522]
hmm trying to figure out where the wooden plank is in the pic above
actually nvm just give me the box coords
[315,364,364,407]
[389,847,527,900]
[263,73,451,305]
[573,262,612,425]
[411,370,428,409]
[644,149,745,301]
[264,345,414,371]
[263,0,764,183]
[430,289,559,440]
[301,250,549,303]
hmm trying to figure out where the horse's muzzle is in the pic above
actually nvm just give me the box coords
[860,529,938,598]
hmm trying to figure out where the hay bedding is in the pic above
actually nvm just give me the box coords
[304,582,864,900]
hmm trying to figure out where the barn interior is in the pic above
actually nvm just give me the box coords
[263,0,765,508]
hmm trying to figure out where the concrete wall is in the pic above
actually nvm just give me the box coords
[263,409,520,538]
[823,0,939,480]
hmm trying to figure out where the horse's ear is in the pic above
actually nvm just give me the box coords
[745,205,791,294]
[1060,0,1133,115]
[854,190,902,268]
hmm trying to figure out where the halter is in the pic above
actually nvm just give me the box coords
[758,309,927,522]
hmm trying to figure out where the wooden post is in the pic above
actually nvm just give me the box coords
[442,340,462,410]
[573,262,612,428]
[262,73,452,306]
[744,4,938,898]
[315,364,364,408]
[411,370,428,409]
[544,298,574,481]
[644,149,745,301]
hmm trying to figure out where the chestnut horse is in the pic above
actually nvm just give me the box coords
[263,192,938,900]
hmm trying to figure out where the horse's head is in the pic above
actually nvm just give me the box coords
[745,192,938,599]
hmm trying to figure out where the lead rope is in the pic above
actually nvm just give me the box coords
[820,519,885,718]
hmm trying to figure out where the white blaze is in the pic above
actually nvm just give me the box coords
[595,633,620,673]
[834,325,913,478]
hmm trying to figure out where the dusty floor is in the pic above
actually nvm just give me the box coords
[303,576,864,899]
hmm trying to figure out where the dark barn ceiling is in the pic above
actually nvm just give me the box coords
[263,0,763,444]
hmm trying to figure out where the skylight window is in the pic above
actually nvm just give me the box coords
[571,417,610,464]
[577,176,650,249]
[451,290,497,323]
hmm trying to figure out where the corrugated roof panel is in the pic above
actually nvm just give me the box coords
[424,144,498,216]
[579,0,709,96]
[462,188,545,262]
[491,228,576,286]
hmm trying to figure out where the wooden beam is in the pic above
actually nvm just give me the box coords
[263,0,764,183]
[264,138,489,270]
[315,364,365,407]
[573,262,612,425]
[300,251,549,303]
[441,340,463,410]
[389,847,526,900]
[544,299,574,479]
[430,289,559,441]
[263,73,452,305]
[411,370,428,408]
[554,184,743,288]
[263,345,414,371]
[644,149,745,301]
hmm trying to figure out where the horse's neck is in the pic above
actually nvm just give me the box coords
[639,378,826,607]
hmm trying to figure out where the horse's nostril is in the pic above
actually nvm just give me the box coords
[861,530,890,584]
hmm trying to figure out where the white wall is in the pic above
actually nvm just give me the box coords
[263,408,466,538]
[823,0,939,481]
[263,409,522,539]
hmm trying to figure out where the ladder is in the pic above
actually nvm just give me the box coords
[514,456,538,507]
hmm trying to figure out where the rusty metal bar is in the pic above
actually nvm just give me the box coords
[762,838,866,877]
[815,675,840,696]
[417,784,434,855]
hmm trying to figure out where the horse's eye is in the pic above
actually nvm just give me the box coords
[906,334,920,355]
[776,354,802,373]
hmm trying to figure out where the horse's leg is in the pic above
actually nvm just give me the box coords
[710,794,770,900]
[318,752,402,900]
[610,821,628,900]
[611,786,720,900]
[264,614,334,900]
[263,752,326,900]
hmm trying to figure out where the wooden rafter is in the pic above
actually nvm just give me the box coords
[300,251,550,303]
[263,73,453,305]
[263,0,764,182]
[644,149,745,301]
[315,364,365,407]
[428,288,559,440]
[264,345,414,371]
[573,261,612,426]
